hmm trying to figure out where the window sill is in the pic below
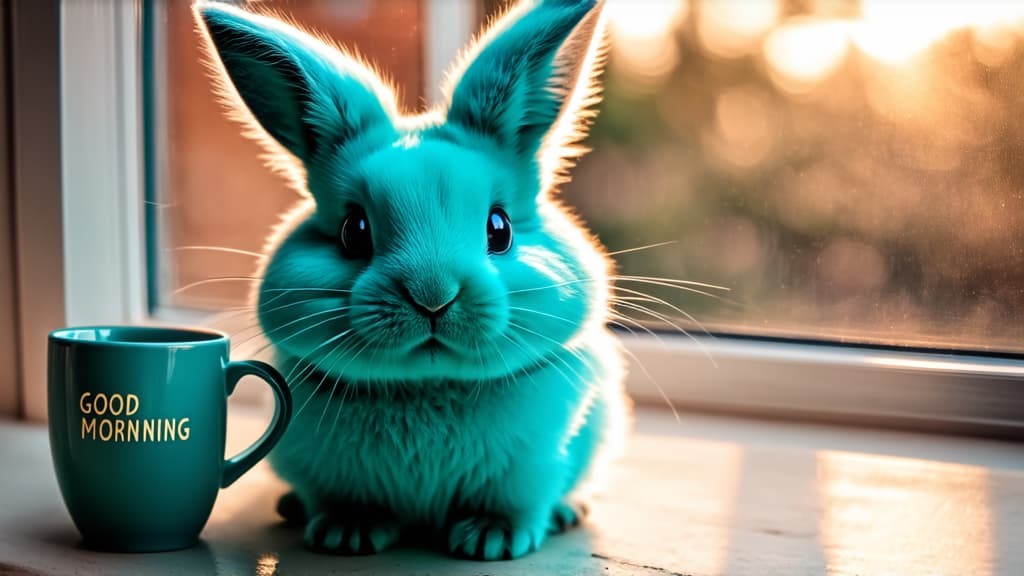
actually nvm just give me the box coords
[2,408,1022,575]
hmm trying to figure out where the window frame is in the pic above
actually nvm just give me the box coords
[61,0,147,330]
[36,0,1024,439]
[0,0,16,417]
[9,0,64,421]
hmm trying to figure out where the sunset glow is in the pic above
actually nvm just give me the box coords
[605,0,688,86]
[602,0,1024,92]
[852,2,1024,64]
[605,0,687,41]
[698,0,778,58]
[764,20,849,93]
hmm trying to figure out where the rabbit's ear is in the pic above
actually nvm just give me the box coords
[195,2,395,163]
[444,0,606,162]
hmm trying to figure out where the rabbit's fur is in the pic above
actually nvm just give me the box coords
[196,0,628,560]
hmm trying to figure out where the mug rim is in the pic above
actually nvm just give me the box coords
[49,325,229,349]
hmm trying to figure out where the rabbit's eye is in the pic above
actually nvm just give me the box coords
[487,207,512,255]
[339,206,373,259]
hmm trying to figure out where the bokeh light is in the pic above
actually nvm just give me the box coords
[605,0,689,89]
[764,20,849,94]
[698,0,779,59]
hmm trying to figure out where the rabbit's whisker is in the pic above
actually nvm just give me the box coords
[611,286,714,339]
[274,308,352,344]
[469,340,487,402]
[171,245,265,258]
[226,324,274,350]
[612,299,716,368]
[606,240,678,257]
[508,306,578,325]
[292,340,348,421]
[229,306,349,354]
[286,323,366,393]
[505,322,591,393]
[621,345,681,423]
[613,275,730,292]
[233,338,277,361]
[174,276,263,294]
[249,295,350,332]
[497,333,536,385]
[497,333,542,389]
[204,307,257,321]
[286,329,355,388]
[510,302,683,420]
[506,278,586,295]
[609,312,661,342]
[507,330,587,395]
[488,336,515,396]
[263,295,346,316]
[334,334,384,438]
[504,320,593,370]
[256,287,352,309]
[605,312,683,420]
[314,370,346,435]
[316,337,376,433]
[508,276,730,301]
[611,276,737,306]
[325,373,357,451]
[261,287,354,294]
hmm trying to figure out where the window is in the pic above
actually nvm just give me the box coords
[156,1,1024,354]
[47,0,1024,434]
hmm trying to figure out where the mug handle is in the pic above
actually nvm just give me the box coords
[221,360,293,488]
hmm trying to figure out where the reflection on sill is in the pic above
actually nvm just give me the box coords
[819,450,993,575]
[591,412,1018,576]
[862,355,1024,377]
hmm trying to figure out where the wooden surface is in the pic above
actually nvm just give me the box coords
[1,408,1022,575]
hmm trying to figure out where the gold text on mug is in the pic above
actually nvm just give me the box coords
[79,392,192,443]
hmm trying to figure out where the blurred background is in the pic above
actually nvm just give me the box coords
[156,0,1024,354]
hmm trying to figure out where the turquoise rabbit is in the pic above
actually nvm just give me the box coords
[196,0,628,560]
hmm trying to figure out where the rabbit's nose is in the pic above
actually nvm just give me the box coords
[400,283,459,321]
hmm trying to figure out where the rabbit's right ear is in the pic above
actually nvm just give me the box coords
[443,0,605,165]
[195,2,396,164]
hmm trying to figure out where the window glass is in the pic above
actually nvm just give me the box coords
[154,0,1024,353]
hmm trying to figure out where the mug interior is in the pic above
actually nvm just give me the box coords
[51,326,226,346]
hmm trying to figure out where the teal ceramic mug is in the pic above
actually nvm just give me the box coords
[47,326,292,552]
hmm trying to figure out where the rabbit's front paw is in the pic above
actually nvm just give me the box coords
[304,509,400,555]
[446,514,547,561]
[548,501,589,534]
[277,491,306,526]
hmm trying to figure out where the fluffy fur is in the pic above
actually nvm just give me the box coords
[195,0,628,560]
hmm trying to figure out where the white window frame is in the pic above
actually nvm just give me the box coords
[61,0,147,329]
[40,0,1024,439]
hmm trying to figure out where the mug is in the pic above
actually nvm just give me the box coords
[47,325,292,552]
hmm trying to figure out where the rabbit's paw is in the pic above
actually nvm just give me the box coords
[277,491,306,526]
[446,514,547,561]
[548,501,589,534]
[304,509,400,555]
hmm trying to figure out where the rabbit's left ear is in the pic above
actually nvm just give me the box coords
[195,2,396,165]
[444,0,606,163]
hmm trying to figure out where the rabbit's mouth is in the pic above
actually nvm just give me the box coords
[418,337,447,355]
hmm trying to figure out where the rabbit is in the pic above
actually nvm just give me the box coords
[195,0,629,560]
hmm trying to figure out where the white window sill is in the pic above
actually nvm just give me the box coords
[2,407,1022,575]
